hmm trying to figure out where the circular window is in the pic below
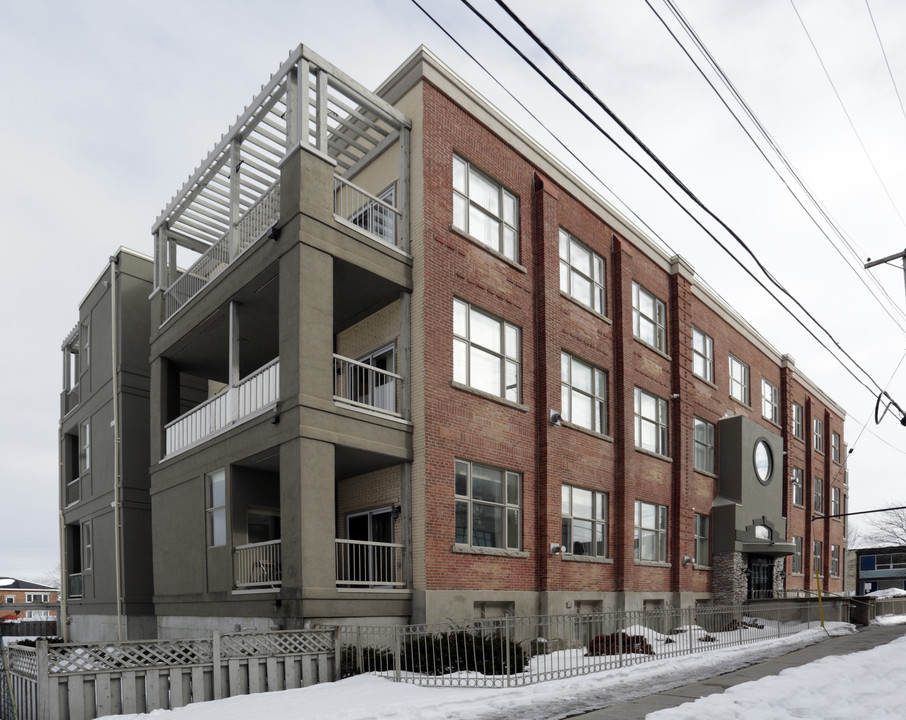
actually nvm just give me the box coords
[754,440,773,484]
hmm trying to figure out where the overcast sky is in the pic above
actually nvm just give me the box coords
[3,0,906,581]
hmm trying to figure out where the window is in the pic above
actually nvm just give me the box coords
[694,513,710,565]
[82,521,92,571]
[792,402,803,440]
[792,536,803,574]
[453,299,520,402]
[832,432,841,462]
[634,388,668,456]
[791,467,804,506]
[813,540,823,575]
[729,355,749,405]
[561,352,607,433]
[634,500,668,562]
[207,469,226,547]
[349,184,396,244]
[453,156,518,260]
[693,417,715,473]
[632,282,666,351]
[3,596,13,604]
[813,417,824,452]
[692,327,713,382]
[813,477,824,512]
[762,379,779,424]
[80,320,90,373]
[831,545,840,576]
[455,460,520,549]
[831,487,840,516]
[561,486,608,557]
[79,420,90,473]
[873,553,906,570]
[26,594,49,603]
[559,229,605,314]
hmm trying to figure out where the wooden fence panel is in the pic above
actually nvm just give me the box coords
[121,670,137,714]
[145,671,160,711]
[95,674,112,718]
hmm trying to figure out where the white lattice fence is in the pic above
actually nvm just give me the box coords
[6,628,338,720]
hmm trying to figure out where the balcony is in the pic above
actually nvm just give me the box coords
[234,540,282,589]
[333,354,402,416]
[335,538,404,589]
[68,573,83,599]
[164,358,279,457]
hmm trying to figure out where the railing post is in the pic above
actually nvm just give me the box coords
[393,626,402,683]
[333,626,341,682]
[36,639,49,720]
[212,631,222,700]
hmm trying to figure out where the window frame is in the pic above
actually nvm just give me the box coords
[561,352,607,434]
[831,545,840,576]
[455,459,521,550]
[79,419,90,474]
[452,155,519,261]
[813,540,823,575]
[792,402,804,440]
[761,378,779,424]
[561,485,608,558]
[82,520,93,572]
[206,468,227,548]
[813,417,824,453]
[832,432,841,462]
[80,320,90,374]
[453,298,521,403]
[831,486,840,516]
[728,354,750,405]
[693,416,715,474]
[813,477,824,513]
[631,282,666,352]
[559,229,605,315]
[692,326,714,382]
[634,500,668,563]
[792,536,803,574]
[694,513,710,565]
[791,467,804,506]
[634,387,669,457]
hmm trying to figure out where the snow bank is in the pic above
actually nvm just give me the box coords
[867,587,906,598]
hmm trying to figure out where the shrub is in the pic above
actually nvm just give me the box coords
[340,644,394,678]
[587,632,655,656]
[401,630,528,675]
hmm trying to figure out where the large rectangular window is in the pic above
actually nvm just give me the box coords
[632,282,666,351]
[831,545,840,576]
[80,320,90,373]
[453,299,520,402]
[634,388,668,456]
[79,420,90,474]
[813,477,824,513]
[455,460,520,549]
[82,520,92,571]
[453,156,518,260]
[694,513,710,565]
[762,379,779,424]
[831,486,840,516]
[813,540,823,575]
[634,500,668,562]
[791,467,804,506]
[792,536,803,574]
[559,229,605,314]
[561,352,607,434]
[813,417,824,452]
[692,327,713,382]
[561,485,608,557]
[792,402,804,440]
[693,417,714,473]
[729,355,749,405]
[832,432,841,462]
[207,469,226,547]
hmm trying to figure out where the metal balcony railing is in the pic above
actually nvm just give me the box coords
[65,477,79,506]
[334,177,401,247]
[234,540,282,588]
[333,354,402,415]
[68,573,83,599]
[335,538,404,588]
[165,358,279,456]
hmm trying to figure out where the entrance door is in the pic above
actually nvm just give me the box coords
[748,555,774,599]
[346,508,393,584]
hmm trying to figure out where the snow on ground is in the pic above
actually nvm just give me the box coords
[649,626,906,720]
[95,622,880,720]
[867,587,906,598]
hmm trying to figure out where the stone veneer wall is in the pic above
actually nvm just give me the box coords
[713,552,746,606]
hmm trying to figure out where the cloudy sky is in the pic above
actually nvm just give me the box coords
[3,0,906,580]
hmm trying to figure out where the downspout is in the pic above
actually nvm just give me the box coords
[57,417,69,642]
[110,257,125,641]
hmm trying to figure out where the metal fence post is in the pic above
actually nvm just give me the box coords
[333,626,341,682]
[505,617,512,688]
[393,625,402,683]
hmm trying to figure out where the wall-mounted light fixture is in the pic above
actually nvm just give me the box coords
[391,504,402,521]
[550,542,565,555]
[549,410,562,426]
[683,555,693,568]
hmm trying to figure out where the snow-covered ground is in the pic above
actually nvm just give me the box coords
[89,619,906,720]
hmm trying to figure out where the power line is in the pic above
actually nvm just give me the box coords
[790,0,906,229]
[865,0,906,130]
[649,0,906,335]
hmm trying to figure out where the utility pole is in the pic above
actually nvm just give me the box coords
[865,248,906,304]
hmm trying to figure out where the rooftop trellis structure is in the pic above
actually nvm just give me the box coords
[152,44,411,324]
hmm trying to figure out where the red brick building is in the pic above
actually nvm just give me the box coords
[1,578,59,620]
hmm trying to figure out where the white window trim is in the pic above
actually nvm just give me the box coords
[761,379,779,424]
[634,387,669,457]
[813,540,823,575]
[453,155,519,260]
[561,352,607,434]
[455,459,521,550]
[791,467,804,506]
[792,402,804,440]
[207,468,227,548]
[694,513,710,565]
[792,536,803,574]
[831,545,840,576]
[813,417,824,453]
[634,500,668,562]
[632,282,666,351]
[559,229,605,315]
[453,299,521,402]
[561,485,608,558]
[814,477,824,512]
[832,432,841,462]
[693,416,715,473]
[729,355,749,405]
[692,326,713,383]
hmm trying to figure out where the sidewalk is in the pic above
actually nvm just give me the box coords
[570,623,906,719]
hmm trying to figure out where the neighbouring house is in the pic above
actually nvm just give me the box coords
[0,578,59,620]
[853,545,906,595]
[59,44,848,641]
